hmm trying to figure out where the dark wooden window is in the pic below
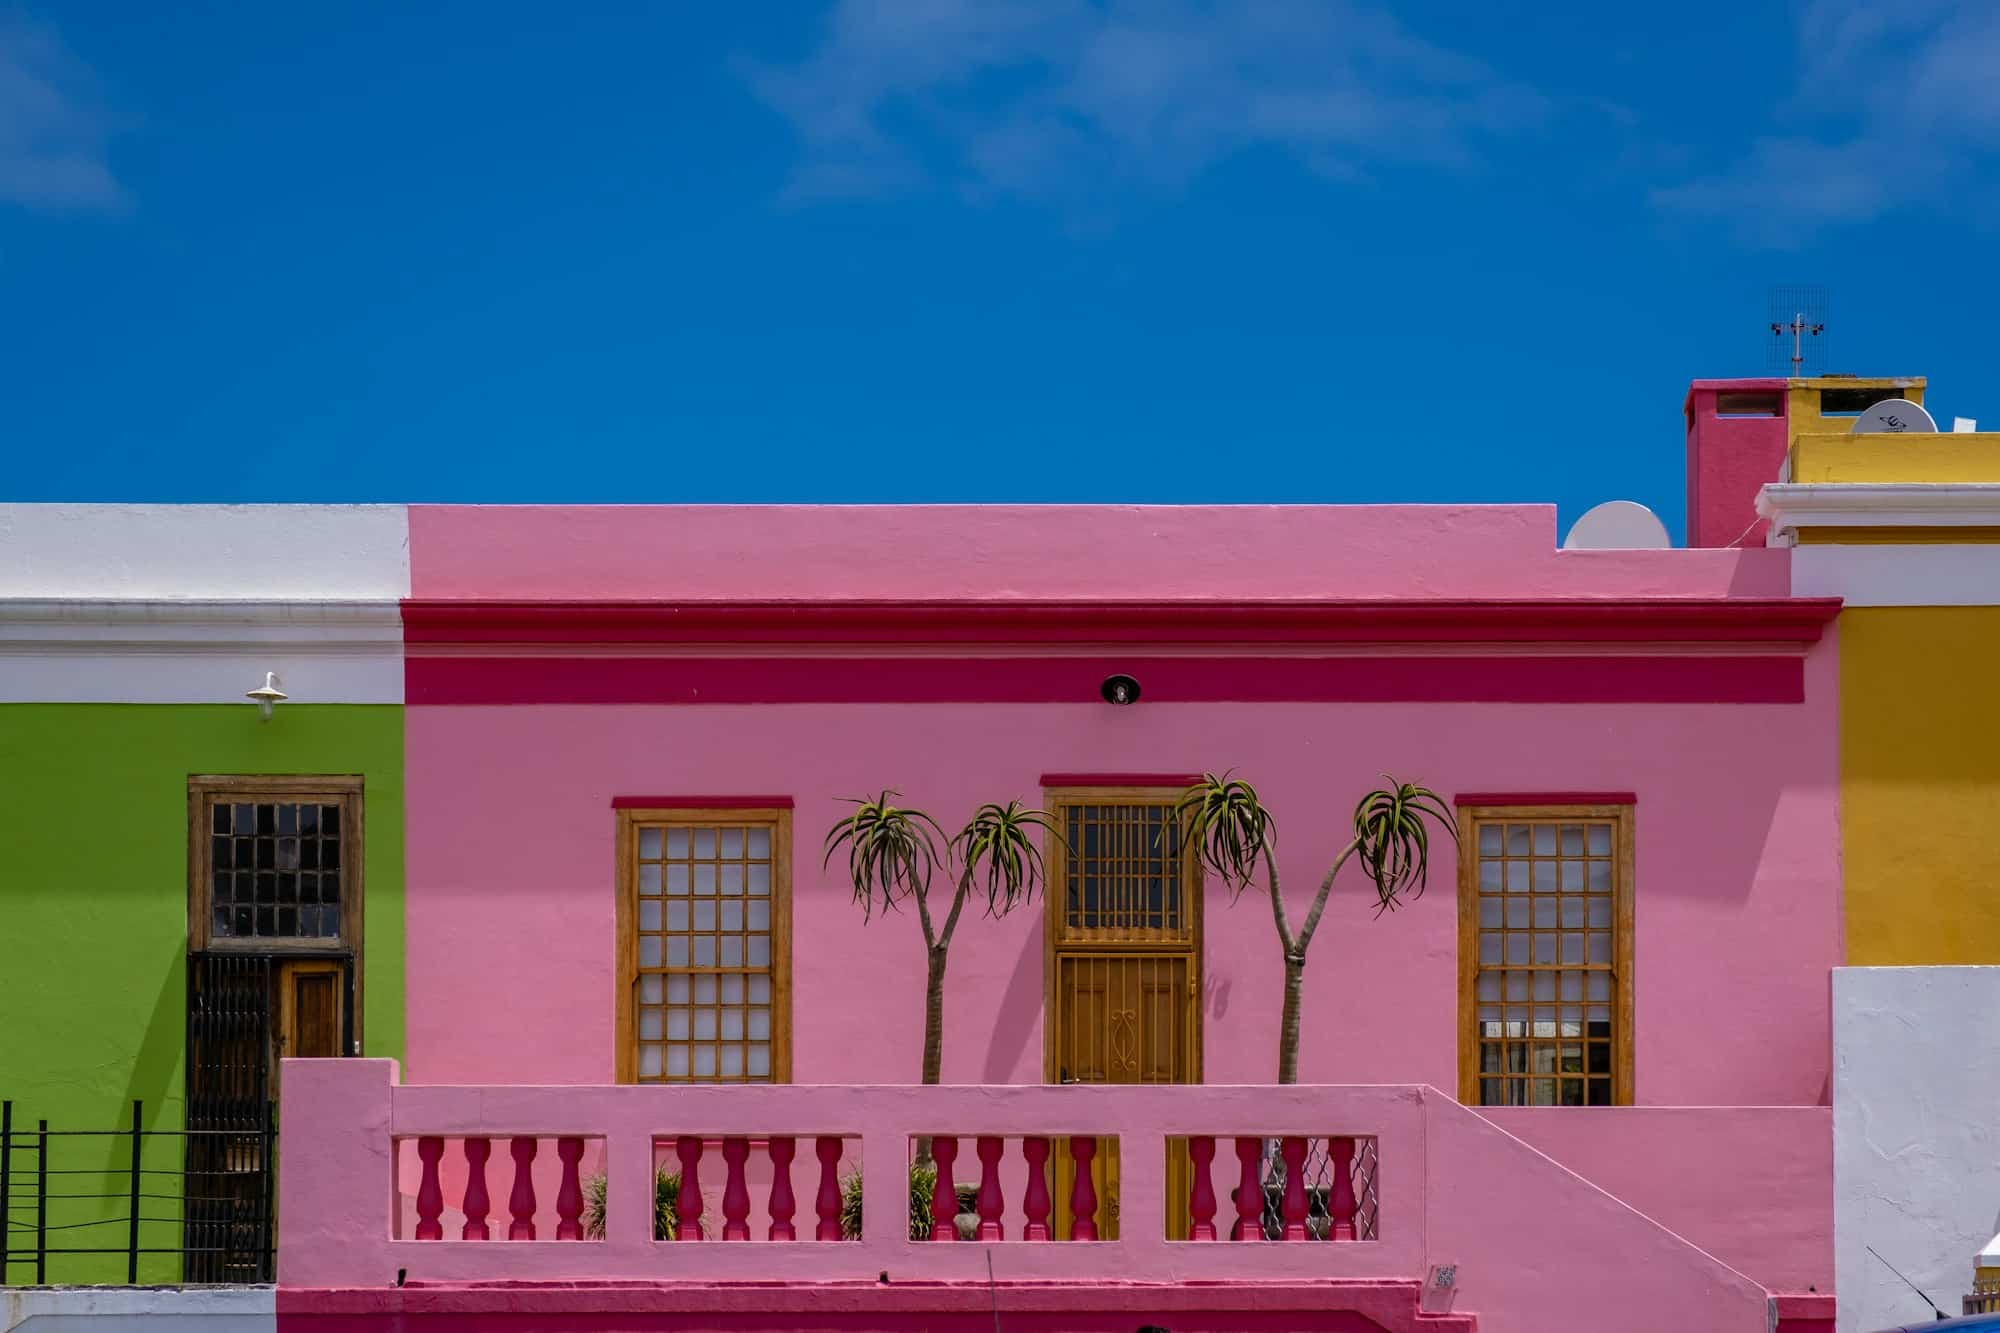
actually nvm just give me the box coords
[188,776,364,952]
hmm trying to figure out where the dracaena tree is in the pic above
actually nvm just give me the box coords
[1174,774,1456,1084]
[824,793,1057,1086]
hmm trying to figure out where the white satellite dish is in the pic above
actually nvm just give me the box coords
[1562,500,1672,550]
[1852,398,1938,434]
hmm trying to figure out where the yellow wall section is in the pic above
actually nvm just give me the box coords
[1792,433,2000,484]
[1842,607,2000,964]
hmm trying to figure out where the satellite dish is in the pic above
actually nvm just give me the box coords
[1562,501,1671,551]
[1852,398,1938,434]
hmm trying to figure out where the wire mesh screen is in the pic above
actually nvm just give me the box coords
[1257,1136,1379,1241]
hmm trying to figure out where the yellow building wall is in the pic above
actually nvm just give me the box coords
[1841,606,2000,964]
[1791,433,2000,485]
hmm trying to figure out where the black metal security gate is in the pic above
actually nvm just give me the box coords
[183,954,276,1282]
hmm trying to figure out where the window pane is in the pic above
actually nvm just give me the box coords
[629,816,784,1082]
[1467,814,1625,1109]
[201,793,353,941]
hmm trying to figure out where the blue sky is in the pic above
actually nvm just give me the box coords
[4,2,1998,538]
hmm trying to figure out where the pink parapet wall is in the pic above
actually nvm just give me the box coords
[1486,1106,1833,1294]
[277,1060,1776,1333]
[406,503,1791,600]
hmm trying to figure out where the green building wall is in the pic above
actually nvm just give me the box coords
[0,704,403,1282]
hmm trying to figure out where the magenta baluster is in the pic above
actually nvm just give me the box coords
[508,1137,538,1241]
[1233,1137,1263,1241]
[814,1137,844,1241]
[1328,1136,1358,1242]
[1068,1137,1098,1241]
[768,1137,797,1241]
[721,1137,751,1240]
[929,1137,960,1242]
[1021,1137,1051,1241]
[1279,1136,1308,1241]
[1188,1136,1217,1241]
[675,1136,704,1241]
[461,1138,492,1240]
[975,1136,1005,1241]
[555,1137,585,1240]
[414,1137,444,1240]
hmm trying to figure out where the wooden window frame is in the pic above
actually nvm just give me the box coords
[188,774,365,1053]
[1040,786,1205,1084]
[614,806,793,1085]
[1455,802,1634,1107]
[187,774,365,956]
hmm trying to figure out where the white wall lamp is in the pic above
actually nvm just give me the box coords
[247,671,288,721]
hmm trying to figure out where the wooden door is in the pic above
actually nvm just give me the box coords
[277,959,346,1060]
[1044,789,1202,1240]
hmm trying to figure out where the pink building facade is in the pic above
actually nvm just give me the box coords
[278,501,1840,1333]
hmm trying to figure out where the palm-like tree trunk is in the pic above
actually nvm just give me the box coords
[1277,954,1305,1085]
[921,945,947,1085]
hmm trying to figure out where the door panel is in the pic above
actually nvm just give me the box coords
[1051,953,1196,1240]
[279,959,346,1060]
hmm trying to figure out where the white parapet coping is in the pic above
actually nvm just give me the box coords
[1757,482,2000,534]
[1,1286,274,1332]
[0,505,410,601]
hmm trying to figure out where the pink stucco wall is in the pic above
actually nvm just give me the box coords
[393,503,1837,1306]
[402,503,1836,1107]
[1486,1106,1833,1293]
[1685,379,1790,549]
[404,668,1839,1103]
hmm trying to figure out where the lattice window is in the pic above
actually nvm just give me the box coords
[618,809,790,1084]
[1458,805,1633,1107]
[1055,799,1193,943]
[188,777,363,950]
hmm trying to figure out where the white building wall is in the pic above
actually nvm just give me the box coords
[1,1287,272,1332]
[1834,966,2000,1332]
[0,505,409,704]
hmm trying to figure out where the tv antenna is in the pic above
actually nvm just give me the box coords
[1768,285,1828,377]
[1867,1245,1947,1322]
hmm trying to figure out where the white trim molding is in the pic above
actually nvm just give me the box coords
[1758,482,2000,535]
[0,600,404,703]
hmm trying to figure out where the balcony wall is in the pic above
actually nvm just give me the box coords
[279,1060,1779,1333]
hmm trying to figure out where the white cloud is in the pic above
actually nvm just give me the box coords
[1654,0,2000,240]
[0,19,124,213]
[744,0,1549,206]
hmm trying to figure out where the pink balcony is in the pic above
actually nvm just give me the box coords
[278,1061,1787,1332]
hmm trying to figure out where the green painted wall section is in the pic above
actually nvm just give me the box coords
[0,705,402,1283]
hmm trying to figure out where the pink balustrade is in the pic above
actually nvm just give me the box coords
[295,1062,1417,1288]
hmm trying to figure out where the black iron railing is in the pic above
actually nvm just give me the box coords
[1,1098,275,1286]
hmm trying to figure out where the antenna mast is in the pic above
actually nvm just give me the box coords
[1767,285,1829,377]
